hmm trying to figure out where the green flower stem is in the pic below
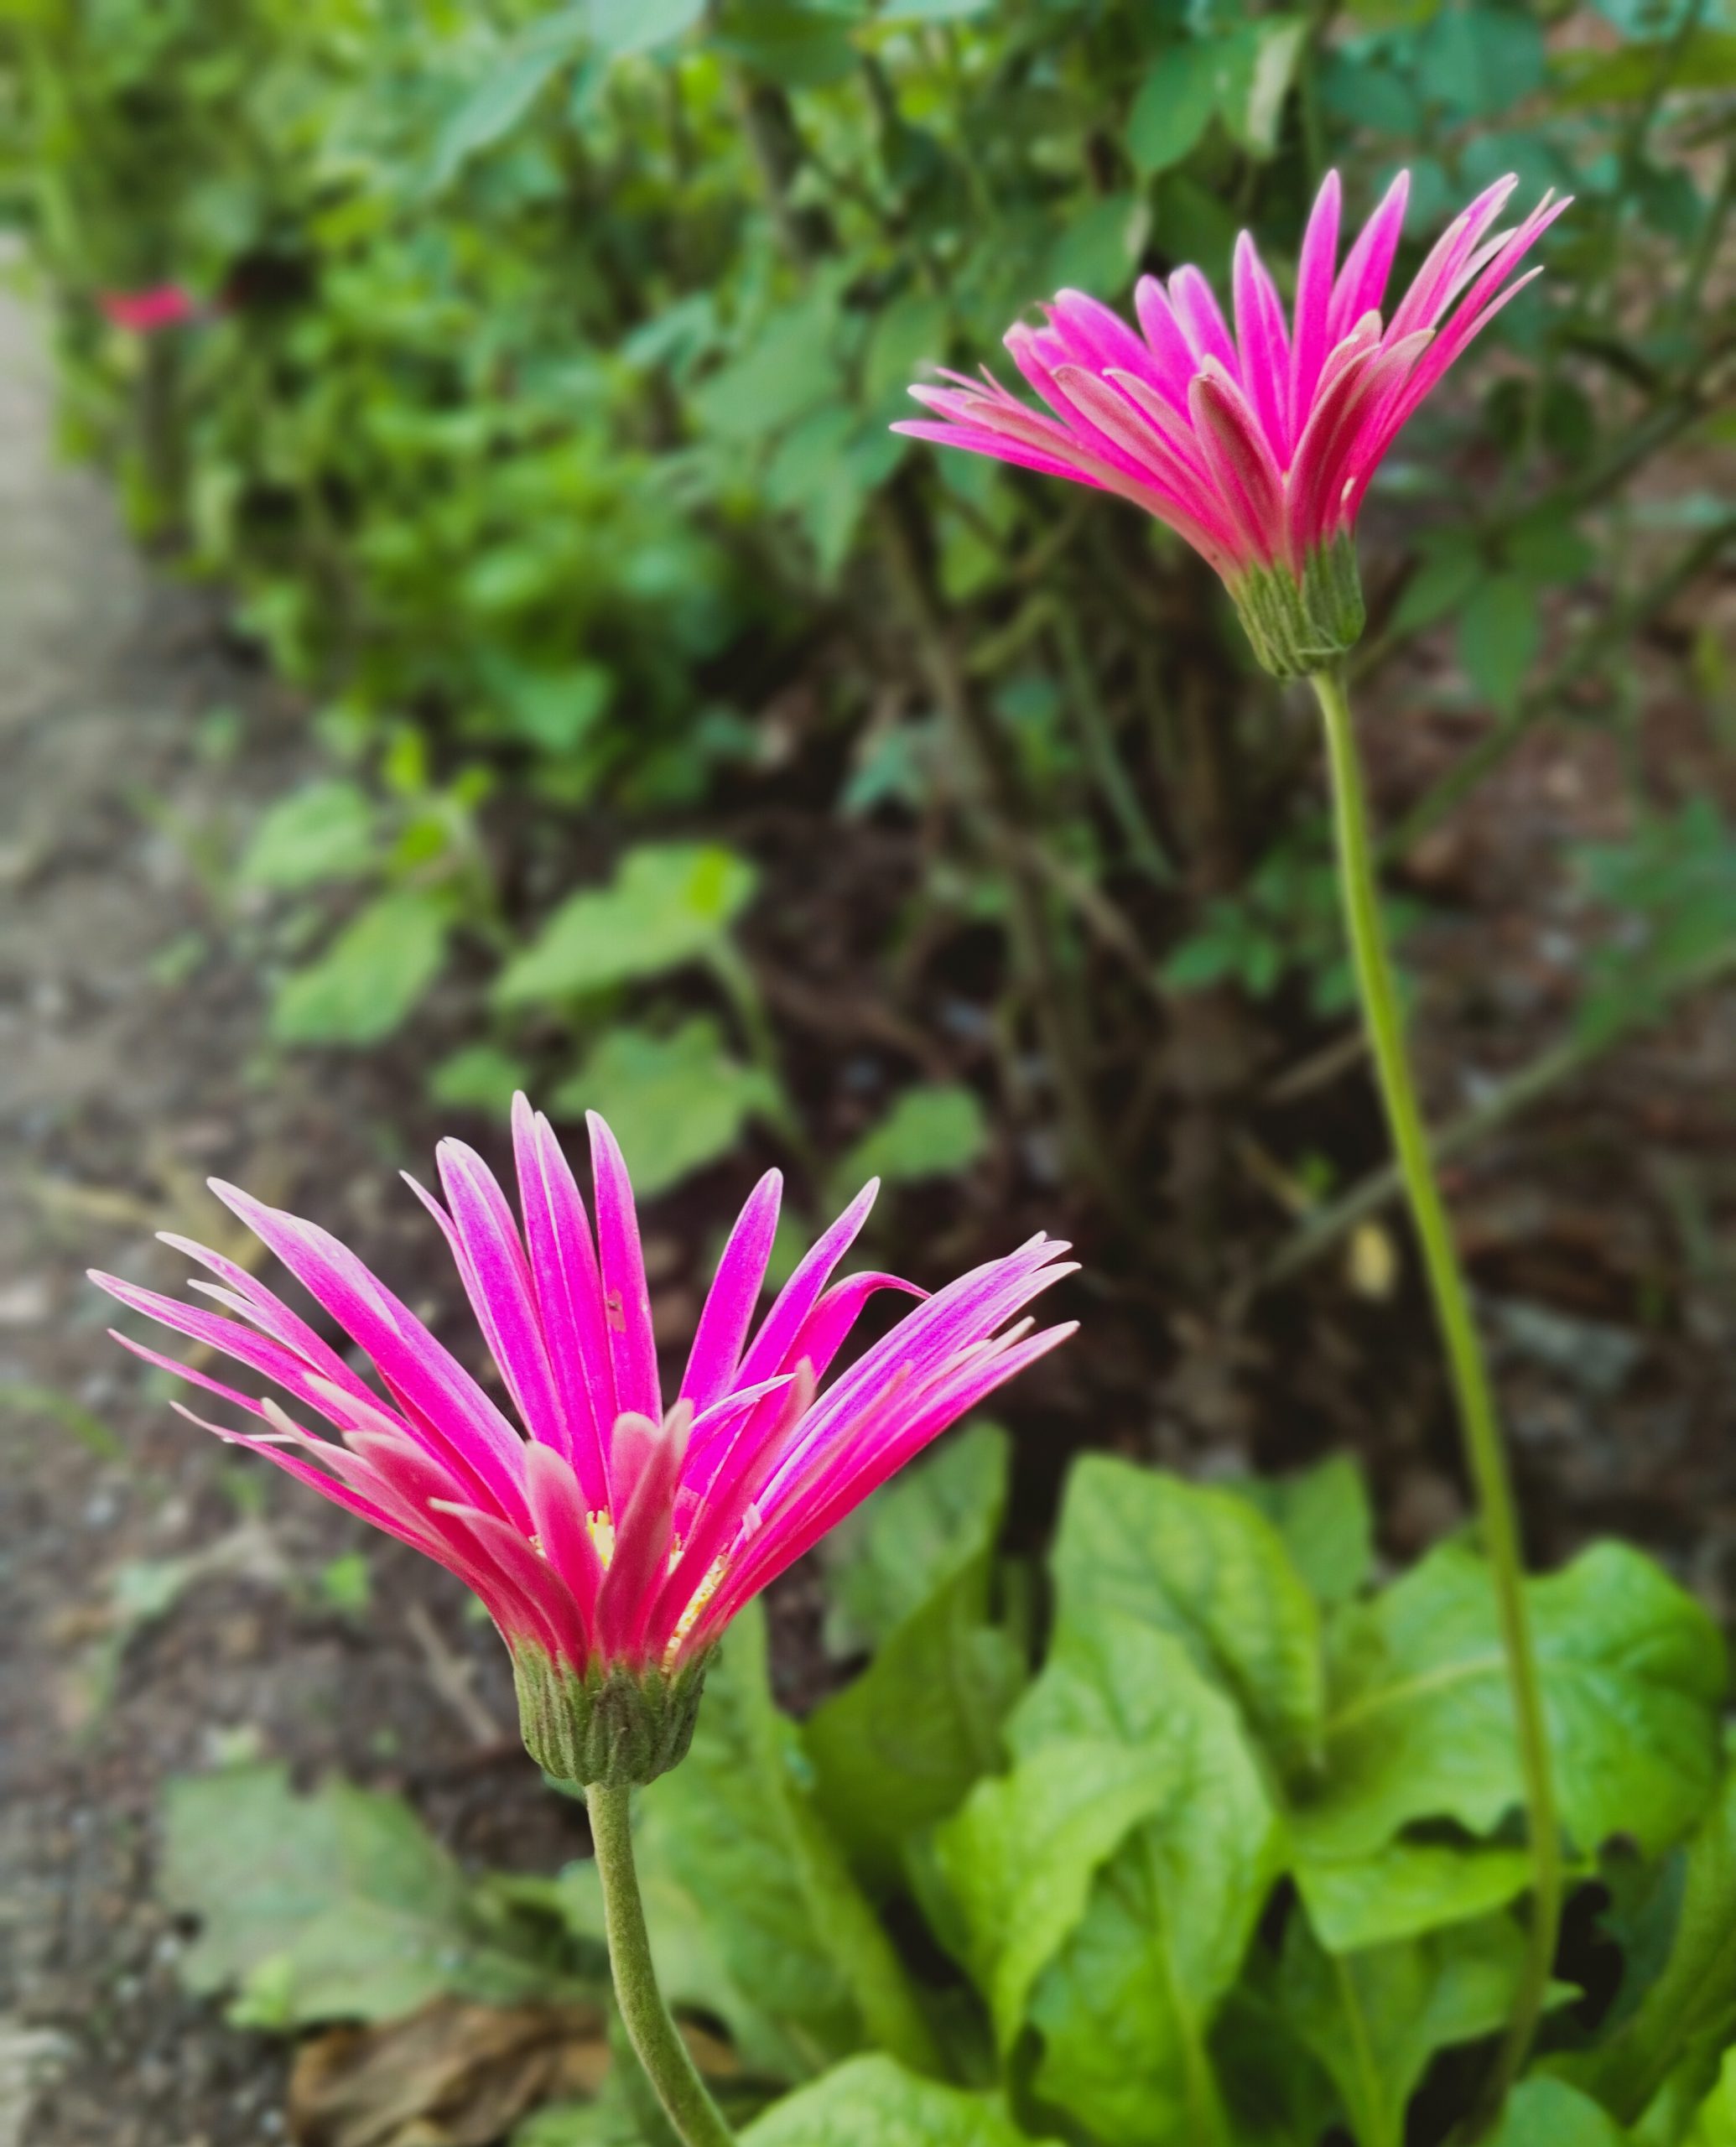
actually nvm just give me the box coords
[1311,666,1562,2108]
[587,1781,737,2147]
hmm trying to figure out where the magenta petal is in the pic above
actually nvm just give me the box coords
[586,1114,661,1426]
[513,1098,614,1510]
[431,1139,567,1453]
[1328,169,1411,346]
[1232,231,1292,459]
[1187,366,1287,567]
[1289,169,1343,438]
[681,1169,782,1414]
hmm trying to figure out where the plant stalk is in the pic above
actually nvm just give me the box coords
[587,1781,736,2147]
[1311,666,1562,2116]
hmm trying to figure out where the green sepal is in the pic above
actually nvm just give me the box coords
[1229,535,1367,679]
[512,1645,715,1787]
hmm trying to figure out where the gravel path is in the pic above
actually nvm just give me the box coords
[0,273,574,2147]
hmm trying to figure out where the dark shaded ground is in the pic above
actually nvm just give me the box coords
[3,265,1735,2145]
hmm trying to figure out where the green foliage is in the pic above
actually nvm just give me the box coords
[496,846,757,1011]
[241,779,377,890]
[160,1764,577,2027]
[631,1599,940,2078]
[1281,1910,1535,2147]
[151,1439,1736,2144]
[834,1084,989,1198]
[1297,1537,1725,1865]
[741,2056,1053,2147]
[10,0,1723,1143]
[271,887,450,1047]
[1052,1453,1324,1776]
[553,1018,784,1197]
[807,1425,1023,1885]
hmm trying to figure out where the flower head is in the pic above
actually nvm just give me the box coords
[98,283,202,334]
[91,1097,1073,1784]
[897,170,1569,677]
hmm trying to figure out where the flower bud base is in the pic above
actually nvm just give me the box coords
[1229,535,1366,679]
[512,1647,714,1787]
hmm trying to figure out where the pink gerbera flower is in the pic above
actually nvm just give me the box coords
[91,1097,1073,1784]
[97,283,202,334]
[897,171,1569,677]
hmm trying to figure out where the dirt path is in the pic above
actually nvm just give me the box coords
[0,277,577,2147]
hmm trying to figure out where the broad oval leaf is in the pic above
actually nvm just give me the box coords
[495,844,756,1008]
[551,1016,782,1198]
[1050,1455,1324,1775]
[741,2054,1056,2146]
[1298,1538,1726,1864]
[272,890,449,1048]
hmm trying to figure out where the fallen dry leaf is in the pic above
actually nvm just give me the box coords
[288,1996,610,2147]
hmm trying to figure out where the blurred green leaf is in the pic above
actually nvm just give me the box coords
[1050,1455,1324,1775]
[241,780,377,891]
[1004,1614,1286,2142]
[432,11,590,187]
[1044,192,1150,298]
[1390,532,1484,636]
[633,1602,940,2076]
[1417,0,1546,116]
[1459,573,1539,712]
[834,1083,986,1193]
[1567,1750,1736,2126]
[429,1043,531,1115]
[1682,2049,1736,2147]
[821,1421,1011,1656]
[1217,15,1309,157]
[590,0,706,59]
[1229,1453,1374,1609]
[741,2055,1052,2146]
[1485,2077,1630,2146]
[1297,1539,1726,1865]
[160,1765,564,2027]
[551,1017,782,1197]
[272,890,449,1048]
[1126,44,1219,175]
[1281,1910,1533,2146]
[1295,1836,1535,1953]
[496,845,756,1007]
[808,1431,1022,1884]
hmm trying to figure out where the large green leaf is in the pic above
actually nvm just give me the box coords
[551,1018,782,1197]
[160,1765,564,2028]
[1126,43,1219,175]
[271,889,449,1048]
[832,1084,987,1198]
[632,1602,938,2078]
[1229,1453,1374,1609]
[1296,1835,1535,1954]
[1298,1540,1725,1864]
[1459,573,1539,713]
[820,1421,1010,1656]
[495,845,756,1008]
[1008,1617,1286,2145]
[240,779,377,890]
[429,8,590,187]
[1681,2049,1736,2146]
[741,2054,1055,2146]
[1568,1750,1736,2125]
[556,1854,792,2085]
[1049,1455,1324,1775]
[807,1562,1024,1890]
[1486,2078,1629,2147]
[933,1736,1175,2053]
[1281,1910,1531,2147]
